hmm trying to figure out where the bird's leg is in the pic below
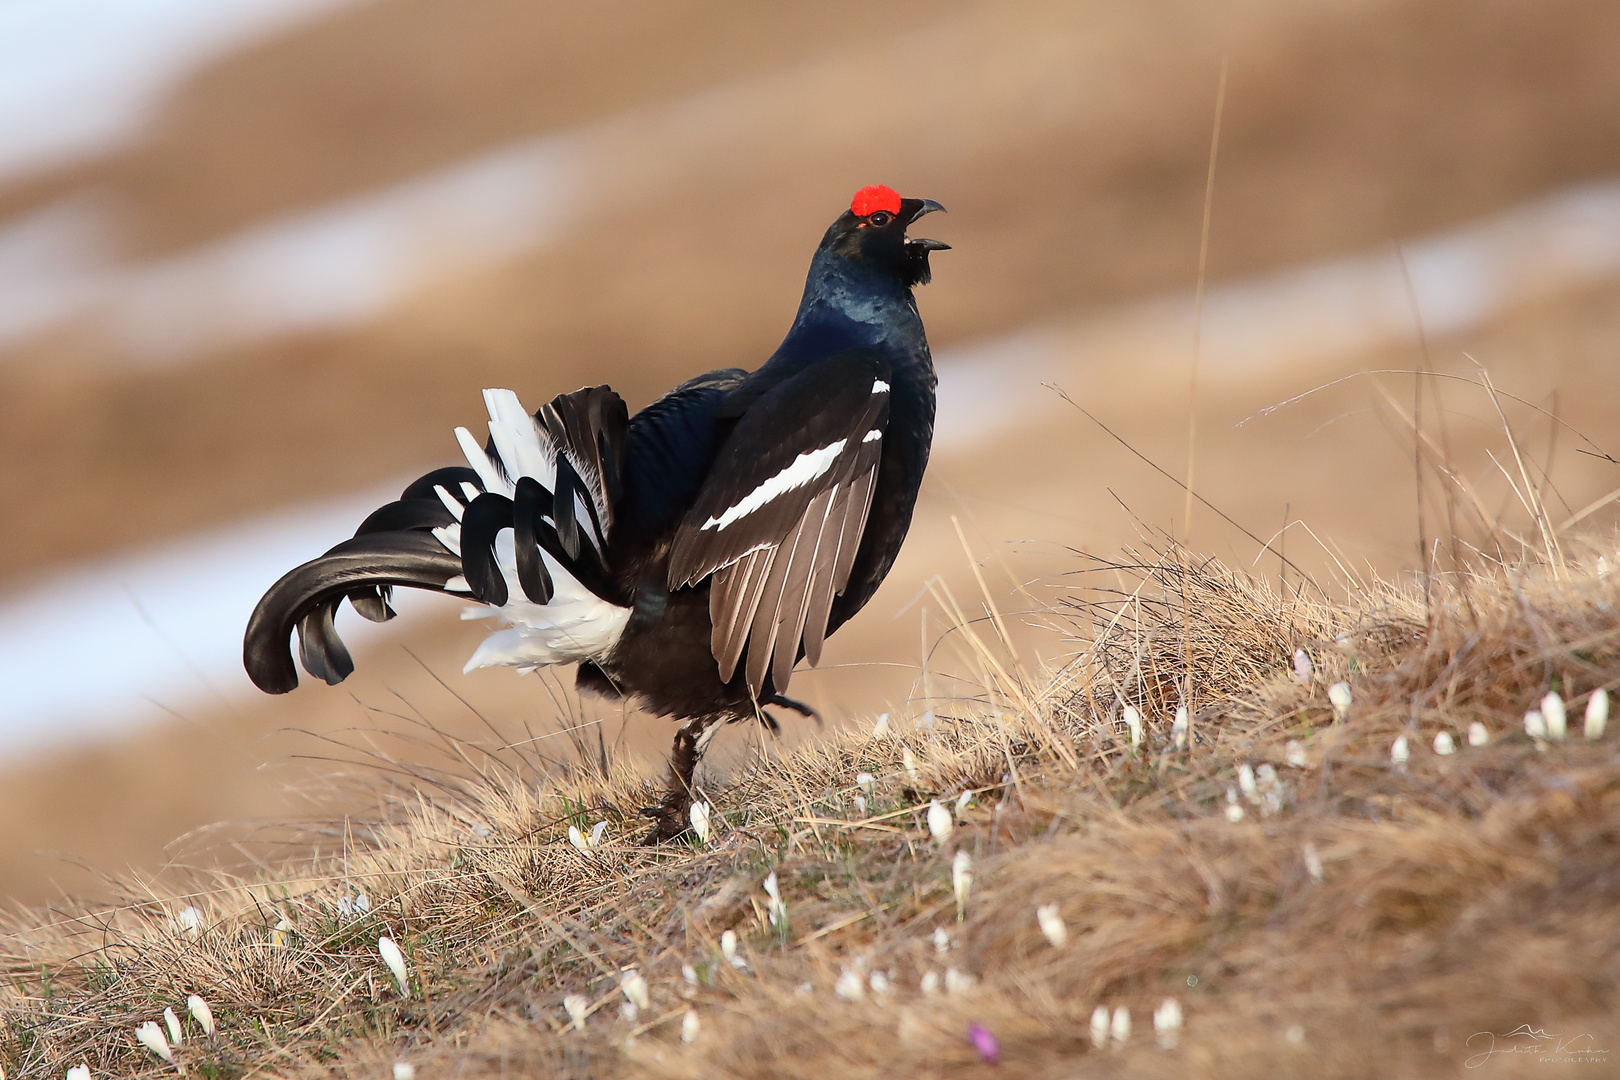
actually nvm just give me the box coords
[640,715,720,844]
[761,692,822,726]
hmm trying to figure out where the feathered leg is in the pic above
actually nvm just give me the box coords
[640,715,721,844]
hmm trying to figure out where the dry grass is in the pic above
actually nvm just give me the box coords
[4,543,1619,1079]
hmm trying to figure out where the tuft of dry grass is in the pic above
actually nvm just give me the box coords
[4,545,1619,1079]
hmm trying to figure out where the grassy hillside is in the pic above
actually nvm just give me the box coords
[4,539,1617,1078]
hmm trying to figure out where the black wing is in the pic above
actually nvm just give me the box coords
[666,350,891,697]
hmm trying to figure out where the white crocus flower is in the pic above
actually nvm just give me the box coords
[567,825,592,857]
[920,970,941,995]
[174,906,203,938]
[1035,903,1067,949]
[392,1064,415,1080]
[164,1007,183,1047]
[1390,736,1410,768]
[1237,764,1259,804]
[378,936,410,997]
[1224,787,1244,823]
[135,1022,174,1064]
[1524,710,1547,739]
[868,970,892,996]
[186,995,214,1037]
[689,801,712,846]
[1090,1005,1111,1049]
[1171,705,1188,749]
[763,872,788,930]
[1153,998,1183,1050]
[1110,1005,1132,1045]
[1468,721,1489,747]
[68,1066,92,1080]
[927,800,953,844]
[270,917,294,948]
[720,929,746,970]
[872,713,891,738]
[563,993,589,1030]
[1433,731,1456,756]
[681,1009,701,1043]
[1542,692,1567,740]
[852,794,868,816]
[1121,704,1144,748]
[590,821,608,846]
[1285,740,1308,768]
[902,746,920,784]
[1303,842,1325,884]
[1293,649,1313,684]
[1122,705,1143,750]
[1328,681,1352,720]
[952,850,973,920]
[620,968,650,1012]
[933,927,951,954]
[955,790,973,815]
[1587,689,1609,740]
[834,968,865,1001]
[856,772,876,798]
[944,968,975,994]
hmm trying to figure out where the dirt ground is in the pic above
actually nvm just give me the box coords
[3,0,1620,905]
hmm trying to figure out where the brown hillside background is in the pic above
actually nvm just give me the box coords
[3,0,1620,905]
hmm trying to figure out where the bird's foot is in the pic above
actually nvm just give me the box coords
[762,692,822,726]
[635,790,693,848]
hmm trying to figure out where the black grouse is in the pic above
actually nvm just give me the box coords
[244,184,948,841]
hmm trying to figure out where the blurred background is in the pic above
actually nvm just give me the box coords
[3,0,1620,905]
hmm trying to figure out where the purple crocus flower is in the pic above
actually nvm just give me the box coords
[967,1023,1000,1065]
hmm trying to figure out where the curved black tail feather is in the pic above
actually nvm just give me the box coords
[244,531,465,694]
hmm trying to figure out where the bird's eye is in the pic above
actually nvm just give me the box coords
[867,210,894,227]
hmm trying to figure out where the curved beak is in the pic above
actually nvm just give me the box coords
[901,197,946,223]
[901,197,949,250]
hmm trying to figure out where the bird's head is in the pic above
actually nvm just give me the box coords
[823,184,949,288]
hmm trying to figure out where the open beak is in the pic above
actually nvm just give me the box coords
[901,197,949,250]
